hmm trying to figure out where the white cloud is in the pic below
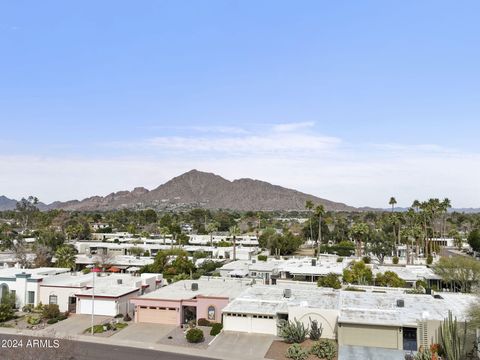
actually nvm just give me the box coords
[273,121,316,133]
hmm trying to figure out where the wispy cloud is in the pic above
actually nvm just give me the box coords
[273,121,316,133]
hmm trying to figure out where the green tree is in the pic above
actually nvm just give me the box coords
[342,260,373,285]
[55,245,77,269]
[434,256,480,293]
[229,225,240,261]
[305,200,314,241]
[318,273,342,289]
[350,222,370,257]
[375,271,406,287]
[315,205,325,259]
[467,229,480,252]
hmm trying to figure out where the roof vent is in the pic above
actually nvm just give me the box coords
[191,283,199,291]
[284,289,292,298]
[433,294,443,300]
[396,299,405,307]
[117,279,122,285]
[311,259,317,266]
[252,259,256,263]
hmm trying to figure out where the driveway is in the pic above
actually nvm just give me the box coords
[111,322,176,343]
[40,314,112,336]
[208,331,275,360]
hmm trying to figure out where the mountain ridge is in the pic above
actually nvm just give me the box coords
[0,170,356,212]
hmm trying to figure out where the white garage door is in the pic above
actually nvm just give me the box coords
[224,313,276,334]
[137,306,177,325]
[78,298,116,316]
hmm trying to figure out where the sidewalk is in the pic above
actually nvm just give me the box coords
[0,324,269,360]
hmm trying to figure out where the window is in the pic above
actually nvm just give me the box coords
[27,291,35,305]
[49,295,58,305]
[10,290,16,298]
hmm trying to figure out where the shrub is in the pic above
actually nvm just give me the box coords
[210,322,223,336]
[344,286,366,292]
[57,313,68,321]
[42,304,60,319]
[114,313,124,318]
[285,343,309,360]
[309,319,323,341]
[82,268,91,274]
[278,319,308,344]
[84,324,105,334]
[47,318,58,325]
[310,339,337,360]
[123,313,132,322]
[257,255,267,261]
[362,256,371,264]
[116,322,128,330]
[416,280,427,289]
[22,304,34,313]
[186,328,204,343]
[317,273,341,289]
[426,255,433,265]
[26,315,41,325]
[197,318,211,326]
[336,257,343,263]
[392,256,399,265]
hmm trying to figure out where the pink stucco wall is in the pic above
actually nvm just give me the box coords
[196,296,229,323]
[130,296,229,324]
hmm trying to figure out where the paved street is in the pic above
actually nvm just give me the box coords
[0,334,212,360]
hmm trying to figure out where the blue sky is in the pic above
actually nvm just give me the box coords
[1,1,480,207]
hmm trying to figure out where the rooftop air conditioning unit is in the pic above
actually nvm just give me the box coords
[191,283,199,291]
[284,289,292,298]
[311,259,316,266]
[117,279,122,285]
[396,299,405,307]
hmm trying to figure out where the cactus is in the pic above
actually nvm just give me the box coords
[278,318,309,344]
[285,343,309,360]
[438,311,467,360]
[309,318,323,340]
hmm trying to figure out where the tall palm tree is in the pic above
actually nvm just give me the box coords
[315,204,325,259]
[159,226,169,246]
[55,245,77,270]
[389,197,397,213]
[305,200,314,244]
[206,222,219,253]
[229,225,240,261]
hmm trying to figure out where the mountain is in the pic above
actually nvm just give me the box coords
[0,196,17,211]
[45,170,357,212]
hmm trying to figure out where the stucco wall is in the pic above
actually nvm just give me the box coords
[196,297,229,323]
[288,306,339,340]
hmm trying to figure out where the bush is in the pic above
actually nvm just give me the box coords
[82,268,91,274]
[186,328,204,343]
[26,315,41,325]
[57,313,68,321]
[0,303,15,322]
[197,318,211,326]
[114,313,124,318]
[426,254,433,265]
[336,257,343,263]
[42,304,60,319]
[392,256,399,265]
[309,319,323,341]
[22,304,34,313]
[257,255,267,261]
[84,324,105,334]
[123,313,132,322]
[286,343,309,360]
[317,273,341,289]
[310,339,337,360]
[278,319,308,344]
[362,256,371,264]
[210,322,223,336]
[47,318,58,325]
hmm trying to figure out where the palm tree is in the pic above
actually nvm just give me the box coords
[315,205,325,259]
[305,200,314,244]
[159,226,169,246]
[441,198,452,240]
[229,225,240,261]
[206,222,219,253]
[55,245,77,270]
[389,197,397,213]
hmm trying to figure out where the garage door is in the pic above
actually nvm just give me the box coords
[223,314,276,334]
[137,306,177,325]
[338,324,400,349]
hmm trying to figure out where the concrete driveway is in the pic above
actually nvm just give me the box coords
[40,314,112,336]
[208,331,275,360]
[111,322,176,343]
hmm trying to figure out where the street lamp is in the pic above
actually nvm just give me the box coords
[88,266,101,335]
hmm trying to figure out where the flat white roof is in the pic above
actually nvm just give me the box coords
[138,277,252,301]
